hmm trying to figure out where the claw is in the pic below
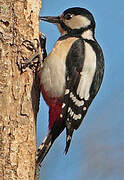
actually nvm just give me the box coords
[20,52,41,72]
[18,33,47,73]
[22,40,38,52]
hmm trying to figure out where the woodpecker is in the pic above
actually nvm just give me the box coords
[36,7,104,165]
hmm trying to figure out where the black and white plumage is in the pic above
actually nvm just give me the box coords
[61,36,104,152]
[63,37,104,121]
[37,7,104,164]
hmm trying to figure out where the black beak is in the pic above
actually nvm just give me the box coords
[40,16,60,24]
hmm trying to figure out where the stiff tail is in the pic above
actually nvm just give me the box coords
[36,131,53,165]
[36,123,73,164]
[64,127,74,155]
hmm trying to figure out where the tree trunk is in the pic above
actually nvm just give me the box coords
[0,0,41,179]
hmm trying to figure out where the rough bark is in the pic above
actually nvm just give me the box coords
[0,0,41,179]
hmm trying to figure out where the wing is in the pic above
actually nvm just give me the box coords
[62,38,104,153]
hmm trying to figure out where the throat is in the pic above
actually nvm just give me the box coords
[81,29,94,40]
[57,24,67,35]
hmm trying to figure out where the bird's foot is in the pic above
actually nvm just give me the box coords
[17,33,47,73]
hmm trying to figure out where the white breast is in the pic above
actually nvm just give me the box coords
[77,41,96,100]
[40,37,77,98]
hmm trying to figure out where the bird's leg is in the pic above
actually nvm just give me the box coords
[18,33,47,73]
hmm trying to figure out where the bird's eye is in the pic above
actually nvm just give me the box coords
[64,13,73,20]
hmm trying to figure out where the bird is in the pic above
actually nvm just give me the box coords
[36,7,104,165]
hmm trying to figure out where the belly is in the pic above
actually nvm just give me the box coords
[40,54,66,98]
[40,37,78,98]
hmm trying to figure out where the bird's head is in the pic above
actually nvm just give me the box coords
[40,7,96,39]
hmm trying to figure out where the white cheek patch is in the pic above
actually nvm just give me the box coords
[77,42,96,100]
[65,15,90,29]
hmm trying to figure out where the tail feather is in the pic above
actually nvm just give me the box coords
[36,131,53,165]
[64,128,74,155]
[36,122,74,164]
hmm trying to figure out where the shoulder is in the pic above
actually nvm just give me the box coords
[84,39,104,57]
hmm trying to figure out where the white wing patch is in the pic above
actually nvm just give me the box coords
[77,42,96,100]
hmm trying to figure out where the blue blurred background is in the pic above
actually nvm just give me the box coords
[37,0,124,179]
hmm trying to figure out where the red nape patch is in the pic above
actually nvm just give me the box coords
[49,103,62,130]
